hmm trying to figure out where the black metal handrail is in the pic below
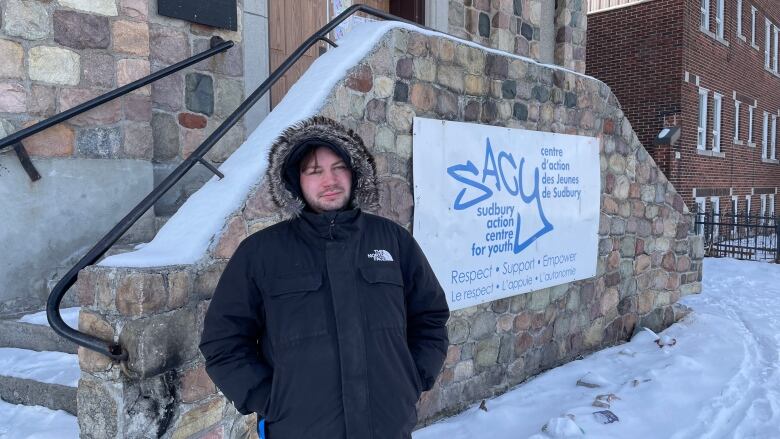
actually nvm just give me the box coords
[0,37,234,182]
[0,37,233,152]
[44,4,420,362]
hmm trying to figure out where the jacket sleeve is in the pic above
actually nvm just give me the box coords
[400,229,450,392]
[199,239,273,416]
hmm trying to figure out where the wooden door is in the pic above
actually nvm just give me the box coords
[268,0,394,109]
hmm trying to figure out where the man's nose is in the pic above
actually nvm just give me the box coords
[321,169,337,186]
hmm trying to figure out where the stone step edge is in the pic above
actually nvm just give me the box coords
[0,374,77,416]
[0,319,78,354]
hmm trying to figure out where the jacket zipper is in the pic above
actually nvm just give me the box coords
[328,217,335,240]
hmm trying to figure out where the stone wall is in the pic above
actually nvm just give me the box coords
[447,0,587,73]
[447,0,542,59]
[74,26,702,438]
[0,0,246,314]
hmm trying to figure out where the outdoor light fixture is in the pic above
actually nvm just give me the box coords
[655,126,681,147]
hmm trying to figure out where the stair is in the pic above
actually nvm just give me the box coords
[0,307,81,438]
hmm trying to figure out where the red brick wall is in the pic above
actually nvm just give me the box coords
[586,0,685,179]
[679,0,780,215]
[587,0,780,217]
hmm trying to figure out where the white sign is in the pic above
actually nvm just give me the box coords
[412,118,600,311]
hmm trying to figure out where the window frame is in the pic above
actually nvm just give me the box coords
[775,26,779,72]
[763,111,770,159]
[711,196,721,238]
[760,194,768,224]
[715,0,724,37]
[752,6,758,46]
[731,196,739,235]
[734,100,741,142]
[712,93,722,151]
[737,0,744,38]
[766,19,773,68]
[772,114,778,160]
[695,196,706,234]
[698,88,709,150]
[748,105,755,145]
[701,0,710,30]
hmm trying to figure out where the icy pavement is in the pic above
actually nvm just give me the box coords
[0,400,78,439]
[414,258,780,439]
[18,307,79,329]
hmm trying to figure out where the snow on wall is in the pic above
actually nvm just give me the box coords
[99,21,592,268]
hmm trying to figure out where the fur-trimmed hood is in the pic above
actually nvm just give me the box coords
[267,116,379,218]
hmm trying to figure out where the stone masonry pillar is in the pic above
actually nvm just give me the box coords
[554,0,587,73]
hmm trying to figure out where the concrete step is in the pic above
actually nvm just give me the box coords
[0,348,79,415]
[0,308,79,354]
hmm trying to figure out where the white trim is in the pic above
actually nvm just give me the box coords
[748,104,755,145]
[715,0,724,38]
[731,196,739,234]
[711,197,721,238]
[713,93,722,152]
[775,25,779,73]
[763,111,770,159]
[695,196,706,234]
[773,114,778,160]
[752,6,758,47]
[766,18,772,68]
[734,100,741,142]
[746,195,752,216]
[760,194,768,223]
[770,194,776,217]
[736,0,744,38]
[698,88,709,150]
[701,0,710,30]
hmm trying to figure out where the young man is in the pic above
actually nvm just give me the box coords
[199,116,450,439]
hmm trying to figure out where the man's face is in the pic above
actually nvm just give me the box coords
[299,146,352,213]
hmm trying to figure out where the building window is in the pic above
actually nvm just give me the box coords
[731,196,739,234]
[766,19,772,68]
[775,26,780,72]
[701,0,710,30]
[772,114,778,160]
[695,196,706,234]
[760,194,767,223]
[713,93,722,151]
[711,197,720,238]
[737,0,744,38]
[698,89,709,150]
[715,0,724,37]
[746,195,752,216]
[752,6,758,46]
[748,105,755,144]
[734,100,741,142]
[763,111,769,159]
[770,194,776,217]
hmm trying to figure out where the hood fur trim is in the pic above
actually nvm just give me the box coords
[267,116,379,218]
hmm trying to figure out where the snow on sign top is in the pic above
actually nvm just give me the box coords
[100,21,594,268]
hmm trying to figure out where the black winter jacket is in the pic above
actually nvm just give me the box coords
[200,208,449,438]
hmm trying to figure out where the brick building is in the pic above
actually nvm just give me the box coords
[587,0,779,223]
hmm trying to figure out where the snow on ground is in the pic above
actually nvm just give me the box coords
[415,258,780,439]
[18,307,79,329]
[0,400,78,439]
[5,258,777,438]
[0,348,79,387]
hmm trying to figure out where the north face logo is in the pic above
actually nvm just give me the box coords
[368,250,394,262]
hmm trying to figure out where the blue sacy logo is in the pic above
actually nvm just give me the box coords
[446,138,554,254]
